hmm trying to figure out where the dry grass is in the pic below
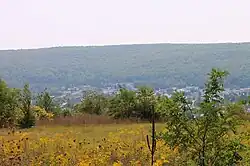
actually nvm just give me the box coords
[240,112,250,121]
[36,114,142,127]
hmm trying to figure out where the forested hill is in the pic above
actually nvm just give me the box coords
[1,43,250,91]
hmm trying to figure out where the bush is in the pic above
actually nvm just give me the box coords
[18,110,36,129]
[32,106,54,120]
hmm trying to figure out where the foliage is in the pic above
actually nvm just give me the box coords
[76,91,109,115]
[158,68,248,165]
[136,86,158,121]
[0,79,21,127]
[1,43,250,91]
[108,88,137,119]
[0,80,54,129]
[18,84,36,128]
[107,86,160,121]
[62,108,74,117]
[31,106,54,120]
[36,89,59,115]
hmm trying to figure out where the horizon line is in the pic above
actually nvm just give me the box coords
[1,41,250,51]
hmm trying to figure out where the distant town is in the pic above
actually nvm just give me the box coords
[51,82,250,110]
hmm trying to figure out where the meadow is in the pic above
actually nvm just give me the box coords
[0,117,173,166]
[1,115,250,166]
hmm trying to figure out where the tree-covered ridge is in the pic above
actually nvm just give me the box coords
[1,43,250,91]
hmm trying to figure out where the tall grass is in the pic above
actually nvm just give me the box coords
[36,114,143,126]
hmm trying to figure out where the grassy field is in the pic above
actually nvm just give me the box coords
[0,123,174,166]
[0,122,250,166]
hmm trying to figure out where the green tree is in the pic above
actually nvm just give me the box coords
[77,90,108,115]
[0,79,20,127]
[108,88,137,119]
[159,68,247,165]
[136,86,158,120]
[36,89,55,113]
[19,84,36,128]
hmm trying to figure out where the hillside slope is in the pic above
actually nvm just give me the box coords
[1,43,250,90]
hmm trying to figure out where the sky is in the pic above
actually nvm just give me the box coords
[1,0,250,50]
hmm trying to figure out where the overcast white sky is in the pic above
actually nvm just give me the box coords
[1,0,250,49]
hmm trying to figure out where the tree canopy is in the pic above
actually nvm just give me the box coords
[1,43,250,91]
